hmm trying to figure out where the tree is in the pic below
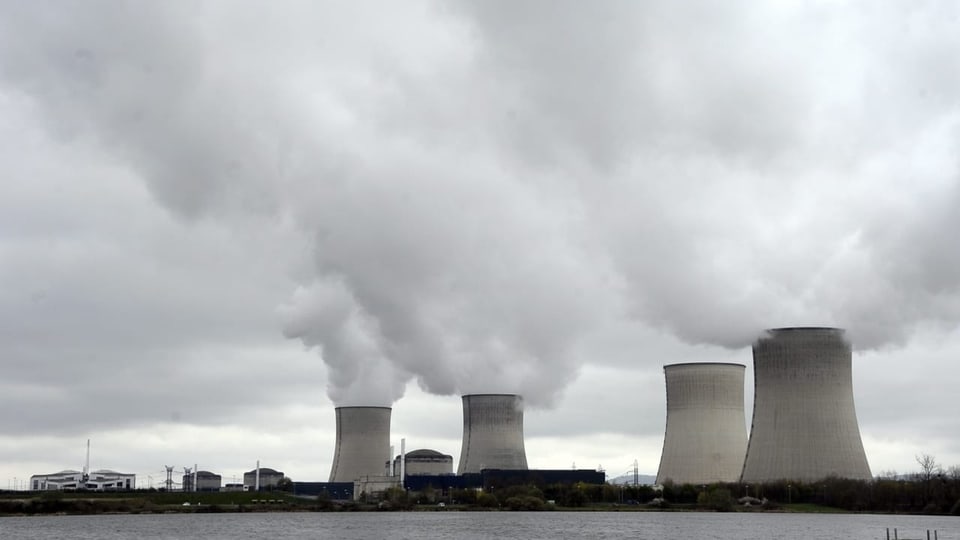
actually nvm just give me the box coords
[697,488,735,512]
[916,454,942,507]
[917,454,941,481]
[381,486,413,510]
[419,484,436,503]
[275,477,294,492]
[476,492,499,508]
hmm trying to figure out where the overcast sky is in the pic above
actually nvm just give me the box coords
[2,1,960,488]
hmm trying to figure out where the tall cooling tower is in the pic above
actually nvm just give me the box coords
[329,406,391,482]
[457,394,528,474]
[656,363,748,485]
[740,327,872,483]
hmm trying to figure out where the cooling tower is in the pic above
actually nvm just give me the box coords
[457,394,528,474]
[656,363,748,485]
[328,406,391,482]
[740,327,872,483]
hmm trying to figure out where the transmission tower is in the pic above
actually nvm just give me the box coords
[164,466,175,491]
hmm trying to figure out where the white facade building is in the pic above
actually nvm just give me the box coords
[31,469,135,491]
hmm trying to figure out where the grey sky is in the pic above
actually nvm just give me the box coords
[2,1,959,486]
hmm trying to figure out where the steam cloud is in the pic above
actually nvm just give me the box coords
[3,1,960,406]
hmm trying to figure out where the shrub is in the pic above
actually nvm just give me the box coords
[504,496,545,511]
[697,488,735,512]
[476,492,499,508]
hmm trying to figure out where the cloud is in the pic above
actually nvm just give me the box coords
[455,0,960,349]
[2,0,960,450]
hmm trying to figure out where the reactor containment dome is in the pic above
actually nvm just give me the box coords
[329,406,391,483]
[740,327,872,483]
[457,394,528,474]
[656,362,748,485]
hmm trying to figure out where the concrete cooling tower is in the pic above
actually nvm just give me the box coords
[740,327,872,483]
[656,363,748,485]
[328,406,391,483]
[457,394,528,474]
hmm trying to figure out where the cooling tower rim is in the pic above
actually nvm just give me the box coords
[402,449,451,458]
[763,326,846,333]
[663,362,745,370]
[460,393,522,398]
[334,405,392,411]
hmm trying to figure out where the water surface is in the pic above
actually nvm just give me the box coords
[1,511,957,540]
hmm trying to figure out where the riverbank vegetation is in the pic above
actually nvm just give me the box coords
[5,456,959,516]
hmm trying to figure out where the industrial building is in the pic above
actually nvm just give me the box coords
[740,327,872,483]
[458,394,528,474]
[329,406,392,483]
[182,470,222,492]
[30,469,135,491]
[656,362,747,485]
[404,468,605,494]
[243,467,284,491]
[392,449,453,476]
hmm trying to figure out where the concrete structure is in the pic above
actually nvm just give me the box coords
[656,363,748,485]
[31,469,135,491]
[182,470,222,492]
[457,394,528,474]
[740,327,872,483]
[393,449,454,476]
[354,475,400,500]
[329,406,391,483]
[243,467,284,490]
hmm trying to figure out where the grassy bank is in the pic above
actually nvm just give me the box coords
[0,490,851,516]
[0,491,327,516]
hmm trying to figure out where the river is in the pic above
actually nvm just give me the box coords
[1,511,958,539]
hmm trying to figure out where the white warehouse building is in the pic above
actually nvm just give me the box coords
[31,469,136,491]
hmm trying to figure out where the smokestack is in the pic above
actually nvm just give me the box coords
[329,406,392,482]
[457,394,528,474]
[83,439,90,481]
[655,363,748,485]
[740,327,872,482]
[255,460,260,492]
[400,438,406,489]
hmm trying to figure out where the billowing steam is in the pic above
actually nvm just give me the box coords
[3,2,960,406]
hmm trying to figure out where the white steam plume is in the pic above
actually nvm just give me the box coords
[3,1,960,407]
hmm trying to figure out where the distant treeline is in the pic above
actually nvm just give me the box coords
[648,472,960,515]
[6,463,960,516]
[385,474,960,514]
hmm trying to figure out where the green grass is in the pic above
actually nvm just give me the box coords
[0,490,323,516]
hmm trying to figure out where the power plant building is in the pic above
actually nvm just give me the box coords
[656,363,748,485]
[30,469,135,491]
[740,327,872,483]
[243,467,284,490]
[393,449,454,476]
[182,470,222,492]
[329,406,391,482]
[457,394,528,474]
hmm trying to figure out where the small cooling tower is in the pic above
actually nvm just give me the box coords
[656,363,748,485]
[740,327,872,483]
[328,406,391,482]
[457,394,528,474]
